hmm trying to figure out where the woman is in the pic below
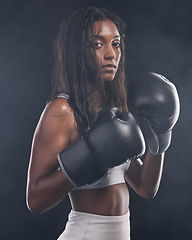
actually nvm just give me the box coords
[26,7,169,240]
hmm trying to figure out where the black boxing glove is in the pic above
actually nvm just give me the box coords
[58,107,145,187]
[127,72,180,155]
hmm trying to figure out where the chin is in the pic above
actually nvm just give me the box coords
[103,73,116,82]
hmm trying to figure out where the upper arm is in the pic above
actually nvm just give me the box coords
[27,98,79,186]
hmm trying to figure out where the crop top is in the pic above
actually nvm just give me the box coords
[56,93,131,190]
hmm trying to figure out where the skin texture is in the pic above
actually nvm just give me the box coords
[93,20,121,81]
[26,20,165,216]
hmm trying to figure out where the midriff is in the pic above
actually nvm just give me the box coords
[69,183,129,216]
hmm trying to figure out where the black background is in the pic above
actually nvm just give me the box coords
[1,0,191,239]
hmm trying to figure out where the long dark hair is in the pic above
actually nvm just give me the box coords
[49,7,128,137]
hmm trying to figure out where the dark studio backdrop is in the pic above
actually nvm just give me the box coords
[0,0,191,239]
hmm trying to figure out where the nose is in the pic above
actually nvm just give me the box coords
[104,45,116,60]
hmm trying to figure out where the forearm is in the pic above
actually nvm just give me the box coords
[139,151,165,198]
[27,169,73,214]
[125,151,165,198]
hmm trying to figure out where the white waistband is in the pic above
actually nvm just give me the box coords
[69,209,130,222]
[58,209,130,240]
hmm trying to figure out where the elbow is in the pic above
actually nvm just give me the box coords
[26,187,45,215]
[142,192,157,199]
[138,188,158,199]
[26,195,44,215]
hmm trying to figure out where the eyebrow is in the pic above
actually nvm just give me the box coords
[93,34,121,40]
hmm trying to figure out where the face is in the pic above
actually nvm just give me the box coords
[92,19,121,81]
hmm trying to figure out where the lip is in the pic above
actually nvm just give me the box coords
[102,64,116,69]
[101,64,116,72]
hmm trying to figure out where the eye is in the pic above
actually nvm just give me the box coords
[112,41,121,48]
[94,42,102,49]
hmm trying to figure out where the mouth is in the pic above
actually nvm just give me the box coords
[102,64,116,68]
[102,64,116,71]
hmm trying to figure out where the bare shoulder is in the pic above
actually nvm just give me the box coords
[41,98,76,131]
[33,97,78,146]
[46,98,72,117]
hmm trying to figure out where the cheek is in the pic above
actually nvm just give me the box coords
[95,50,103,65]
[116,49,121,65]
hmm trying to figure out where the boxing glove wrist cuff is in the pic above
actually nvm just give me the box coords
[58,138,107,187]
